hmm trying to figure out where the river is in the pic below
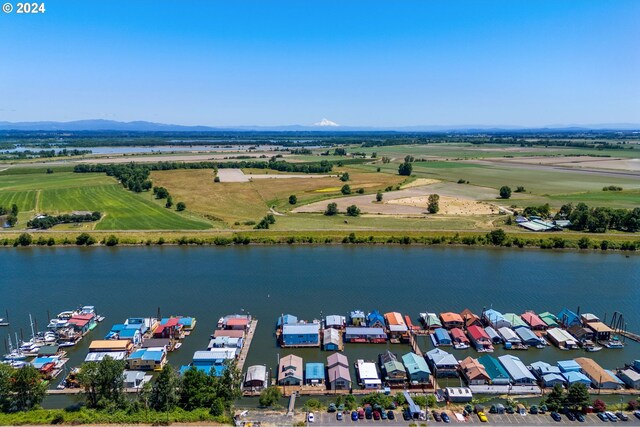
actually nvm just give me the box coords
[0,246,638,407]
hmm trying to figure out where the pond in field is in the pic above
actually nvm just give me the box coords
[0,246,638,407]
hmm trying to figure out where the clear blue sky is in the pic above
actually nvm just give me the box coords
[1,0,639,127]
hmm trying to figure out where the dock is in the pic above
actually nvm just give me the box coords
[236,319,257,372]
[619,330,640,343]
[409,332,423,356]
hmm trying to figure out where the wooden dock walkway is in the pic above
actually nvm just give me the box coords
[619,330,640,343]
[237,319,258,372]
[409,332,423,356]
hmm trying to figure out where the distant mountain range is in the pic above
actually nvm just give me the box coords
[0,119,638,132]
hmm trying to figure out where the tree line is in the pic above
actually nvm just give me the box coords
[518,203,640,233]
[0,148,92,161]
[27,212,102,230]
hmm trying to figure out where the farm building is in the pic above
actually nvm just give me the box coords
[574,357,621,389]
[344,327,386,343]
[356,359,381,389]
[497,327,521,345]
[498,355,536,384]
[402,352,430,385]
[367,311,385,328]
[546,328,578,349]
[440,312,464,329]
[520,312,548,330]
[618,369,640,389]
[281,323,320,347]
[484,326,502,344]
[305,362,325,385]
[433,328,452,346]
[557,308,580,328]
[349,310,366,326]
[538,312,559,328]
[276,314,298,327]
[515,328,544,346]
[445,387,473,403]
[477,355,511,385]
[322,328,342,351]
[558,360,582,373]
[325,315,346,329]
[460,309,483,328]
[379,351,406,385]
[327,353,351,390]
[277,354,303,386]
[244,365,268,390]
[562,371,592,386]
[425,348,459,378]
[483,309,511,329]
[450,328,470,347]
[503,313,527,329]
[127,348,167,371]
[459,357,490,385]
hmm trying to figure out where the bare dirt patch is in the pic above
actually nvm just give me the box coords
[401,178,441,189]
[387,195,498,215]
[218,168,334,182]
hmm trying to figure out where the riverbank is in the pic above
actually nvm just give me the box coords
[1,229,638,252]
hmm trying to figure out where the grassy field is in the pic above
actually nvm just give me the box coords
[0,171,211,230]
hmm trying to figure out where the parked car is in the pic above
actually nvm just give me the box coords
[337,404,345,412]
[477,411,488,423]
[373,411,380,420]
[575,413,585,423]
[634,411,640,420]
[432,410,442,422]
[441,412,450,423]
[402,410,411,421]
[387,410,395,420]
[615,412,629,421]
[380,410,388,420]
[566,411,575,421]
[505,406,515,414]
[358,409,364,419]
[597,412,609,422]
[605,411,618,422]
[365,409,372,420]
[328,403,337,413]
[529,405,539,415]
[336,412,343,421]
[551,412,561,422]
[351,411,358,421]
[307,412,315,423]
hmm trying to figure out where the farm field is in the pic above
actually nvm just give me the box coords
[0,171,211,230]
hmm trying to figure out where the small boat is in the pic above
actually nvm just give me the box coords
[96,316,105,322]
[585,346,603,352]
[453,343,470,350]
[57,341,76,348]
[0,318,9,327]
[174,342,182,350]
[603,340,624,349]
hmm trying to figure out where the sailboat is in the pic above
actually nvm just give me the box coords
[3,334,26,361]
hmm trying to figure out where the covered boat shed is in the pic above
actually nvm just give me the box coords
[498,355,536,384]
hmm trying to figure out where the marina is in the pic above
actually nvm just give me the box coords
[0,246,637,407]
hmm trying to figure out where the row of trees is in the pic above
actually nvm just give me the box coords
[0,203,18,227]
[0,148,92,161]
[26,211,102,229]
[152,187,186,211]
[76,357,241,415]
[324,203,360,217]
[563,203,640,233]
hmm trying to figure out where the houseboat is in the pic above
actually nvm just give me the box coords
[344,326,387,343]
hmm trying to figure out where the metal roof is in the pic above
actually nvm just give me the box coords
[477,355,510,381]
[402,352,430,375]
[557,360,581,373]
[282,323,319,335]
[305,362,325,380]
[498,355,536,382]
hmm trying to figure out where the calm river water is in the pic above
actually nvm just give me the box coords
[0,246,638,407]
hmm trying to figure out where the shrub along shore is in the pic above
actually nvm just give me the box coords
[0,229,638,251]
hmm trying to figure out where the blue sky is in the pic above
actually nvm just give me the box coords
[1,0,639,127]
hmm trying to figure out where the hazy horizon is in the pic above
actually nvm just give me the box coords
[1,1,639,127]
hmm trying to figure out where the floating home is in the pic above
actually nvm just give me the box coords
[327,353,351,390]
[402,352,430,385]
[521,311,548,331]
[277,354,303,386]
[366,311,385,329]
[467,325,493,352]
[305,362,325,386]
[477,355,510,385]
[349,311,366,326]
[322,328,342,351]
[432,328,452,346]
[562,370,592,386]
[325,315,346,330]
[503,313,527,329]
[425,348,459,378]
[618,369,640,389]
[244,365,269,391]
[384,312,409,342]
[460,309,483,328]
[124,370,149,389]
[180,349,236,376]
[574,357,622,389]
[344,326,387,343]
[557,359,581,373]
[459,357,490,385]
[281,323,320,347]
[484,326,502,345]
[218,314,249,330]
[379,351,406,385]
[538,312,559,328]
[450,328,470,349]
[127,348,167,371]
[498,355,536,385]
[557,308,580,328]
[355,359,381,389]
[497,327,522,346]
[440,312,464,329]
[419,312,442,330]
[515,327,545,347]
[546,328,578,349]
[483,309,511,329]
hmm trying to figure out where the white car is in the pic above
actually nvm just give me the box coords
[307,412,315,423]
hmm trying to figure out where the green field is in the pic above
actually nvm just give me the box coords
[0,171,211,230]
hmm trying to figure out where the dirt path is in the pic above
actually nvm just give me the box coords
[218,168,334,183]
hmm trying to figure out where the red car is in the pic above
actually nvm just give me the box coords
[373,411,381,420]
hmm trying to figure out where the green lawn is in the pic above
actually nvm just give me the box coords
[39,185,211,230]
[0,190,37,211]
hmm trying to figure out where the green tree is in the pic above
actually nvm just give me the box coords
[6,214,17,227]
[515,186,526,193]
[76,233,96,246]
[346,205,361,217]
[105,235,119,247]
[258,386,282,408]
[46,168,54,174]
[16,233,32,246]
[153,187,169,199]
[0,363,14,411]
[398,161,413,176]
[487,229,507,245]
[10,204,18,216]
[180,366,217,410]
[288,195,297,205]
[344,394,357,410]
[566,383,590,411]
[77,356,126,409]
[376,191,383,202]
[176,202,186,211]
[341,184,351,195]
[427,194,440,214]
[10,365,46,411]
[214,176,220,183]
[151,365,180,411]
[543,383,566,411]
[340,172,350,182]
[325,203,338,216]
[165,196,174,208]
[404,155,415,163]
[499,186,512,199]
